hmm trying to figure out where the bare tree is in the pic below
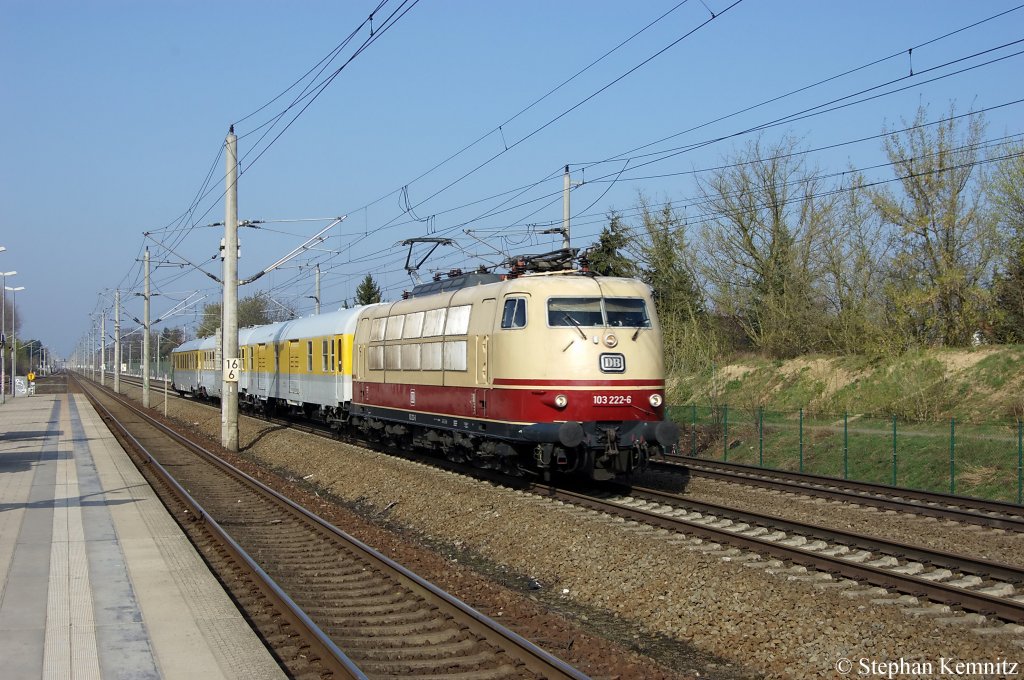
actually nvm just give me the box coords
[696,135,837,357]
[820,171,895,354]
[988,142,1024,341]
[871,104,996,346]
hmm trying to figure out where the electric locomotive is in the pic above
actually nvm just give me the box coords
[172,258,678,479]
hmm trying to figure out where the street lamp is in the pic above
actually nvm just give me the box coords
[6,286,24,398]
[1,269,16,405]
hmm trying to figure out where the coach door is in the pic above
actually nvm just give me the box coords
[257,344,267,390]
[288,340,301,394]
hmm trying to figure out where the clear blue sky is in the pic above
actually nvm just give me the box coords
[2,1,1021,358]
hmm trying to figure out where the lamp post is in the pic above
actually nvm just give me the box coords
[6,286,24,398]
[1,269,17,405]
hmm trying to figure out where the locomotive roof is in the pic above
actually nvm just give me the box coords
[408,272,503,298]
[173,275,651,353]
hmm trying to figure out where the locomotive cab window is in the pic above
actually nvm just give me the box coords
[500,298,527,329]
[547,297,651,328]
[605,298,651,328]
[548,298,603,326]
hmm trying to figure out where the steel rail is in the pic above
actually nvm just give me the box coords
[660,457,1024,532]
[79,375,588,680]
[78,377,367,680]
[625,485,1024,584]
[531,483,1024,624]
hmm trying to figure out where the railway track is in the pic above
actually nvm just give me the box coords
[515,480,1024,624]
[113,372,1024,532]
[75,375,587,680]
[656,456,1024,532]
[100,374,1024,622]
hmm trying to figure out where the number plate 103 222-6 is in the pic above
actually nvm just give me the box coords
[592,394,633,406]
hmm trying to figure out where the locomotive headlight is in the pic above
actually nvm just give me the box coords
[554,394,569,409]
[649,393,663,407]
[603,333,618,348]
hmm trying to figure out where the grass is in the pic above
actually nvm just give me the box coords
[667,405,1024,503]
[665,346,1024,503]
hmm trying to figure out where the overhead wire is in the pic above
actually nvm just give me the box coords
[102,3,1024,334]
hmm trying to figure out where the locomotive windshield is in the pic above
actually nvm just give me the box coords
[548,297,651,328]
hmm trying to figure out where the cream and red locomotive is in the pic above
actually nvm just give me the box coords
[172,265,678,479]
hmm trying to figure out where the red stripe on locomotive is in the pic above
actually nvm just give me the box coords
[354,380,664,423]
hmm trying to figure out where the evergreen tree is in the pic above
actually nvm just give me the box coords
[587,213,638,278]
[355,274,383,305]
[636,201,703,322]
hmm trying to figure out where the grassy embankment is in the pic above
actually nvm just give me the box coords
[665,346,1024,502]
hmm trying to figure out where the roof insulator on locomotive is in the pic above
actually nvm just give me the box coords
[447,268,463,278]
[433,272,443,282]
[578,251,591,274]
[402,290,410,299]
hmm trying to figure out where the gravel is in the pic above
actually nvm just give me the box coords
[114,384,1024,678]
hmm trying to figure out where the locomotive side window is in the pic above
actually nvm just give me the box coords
[422,342,442,370]
[385,315,405,340]
[403,311,424,338]
[422,308,446,337]
[401,344,421,370]
[370,317,386,341]
[444,305,471,335]
[548,298,603,326]
[605,298,651,327]
[443,340,468,371]
[500,298,527,329]
[368,346,384,370]
[384,345,401,370]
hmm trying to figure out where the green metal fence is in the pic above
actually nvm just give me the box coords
[668,405,1024,504]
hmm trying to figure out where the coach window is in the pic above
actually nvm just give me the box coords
[500,298,527,329]
[307,341,314,372]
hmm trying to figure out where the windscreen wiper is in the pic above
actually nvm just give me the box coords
[562,313,587,340]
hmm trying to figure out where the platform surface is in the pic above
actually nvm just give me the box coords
[0,393,284,680]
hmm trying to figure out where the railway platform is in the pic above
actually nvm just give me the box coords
[0,393,284,680]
